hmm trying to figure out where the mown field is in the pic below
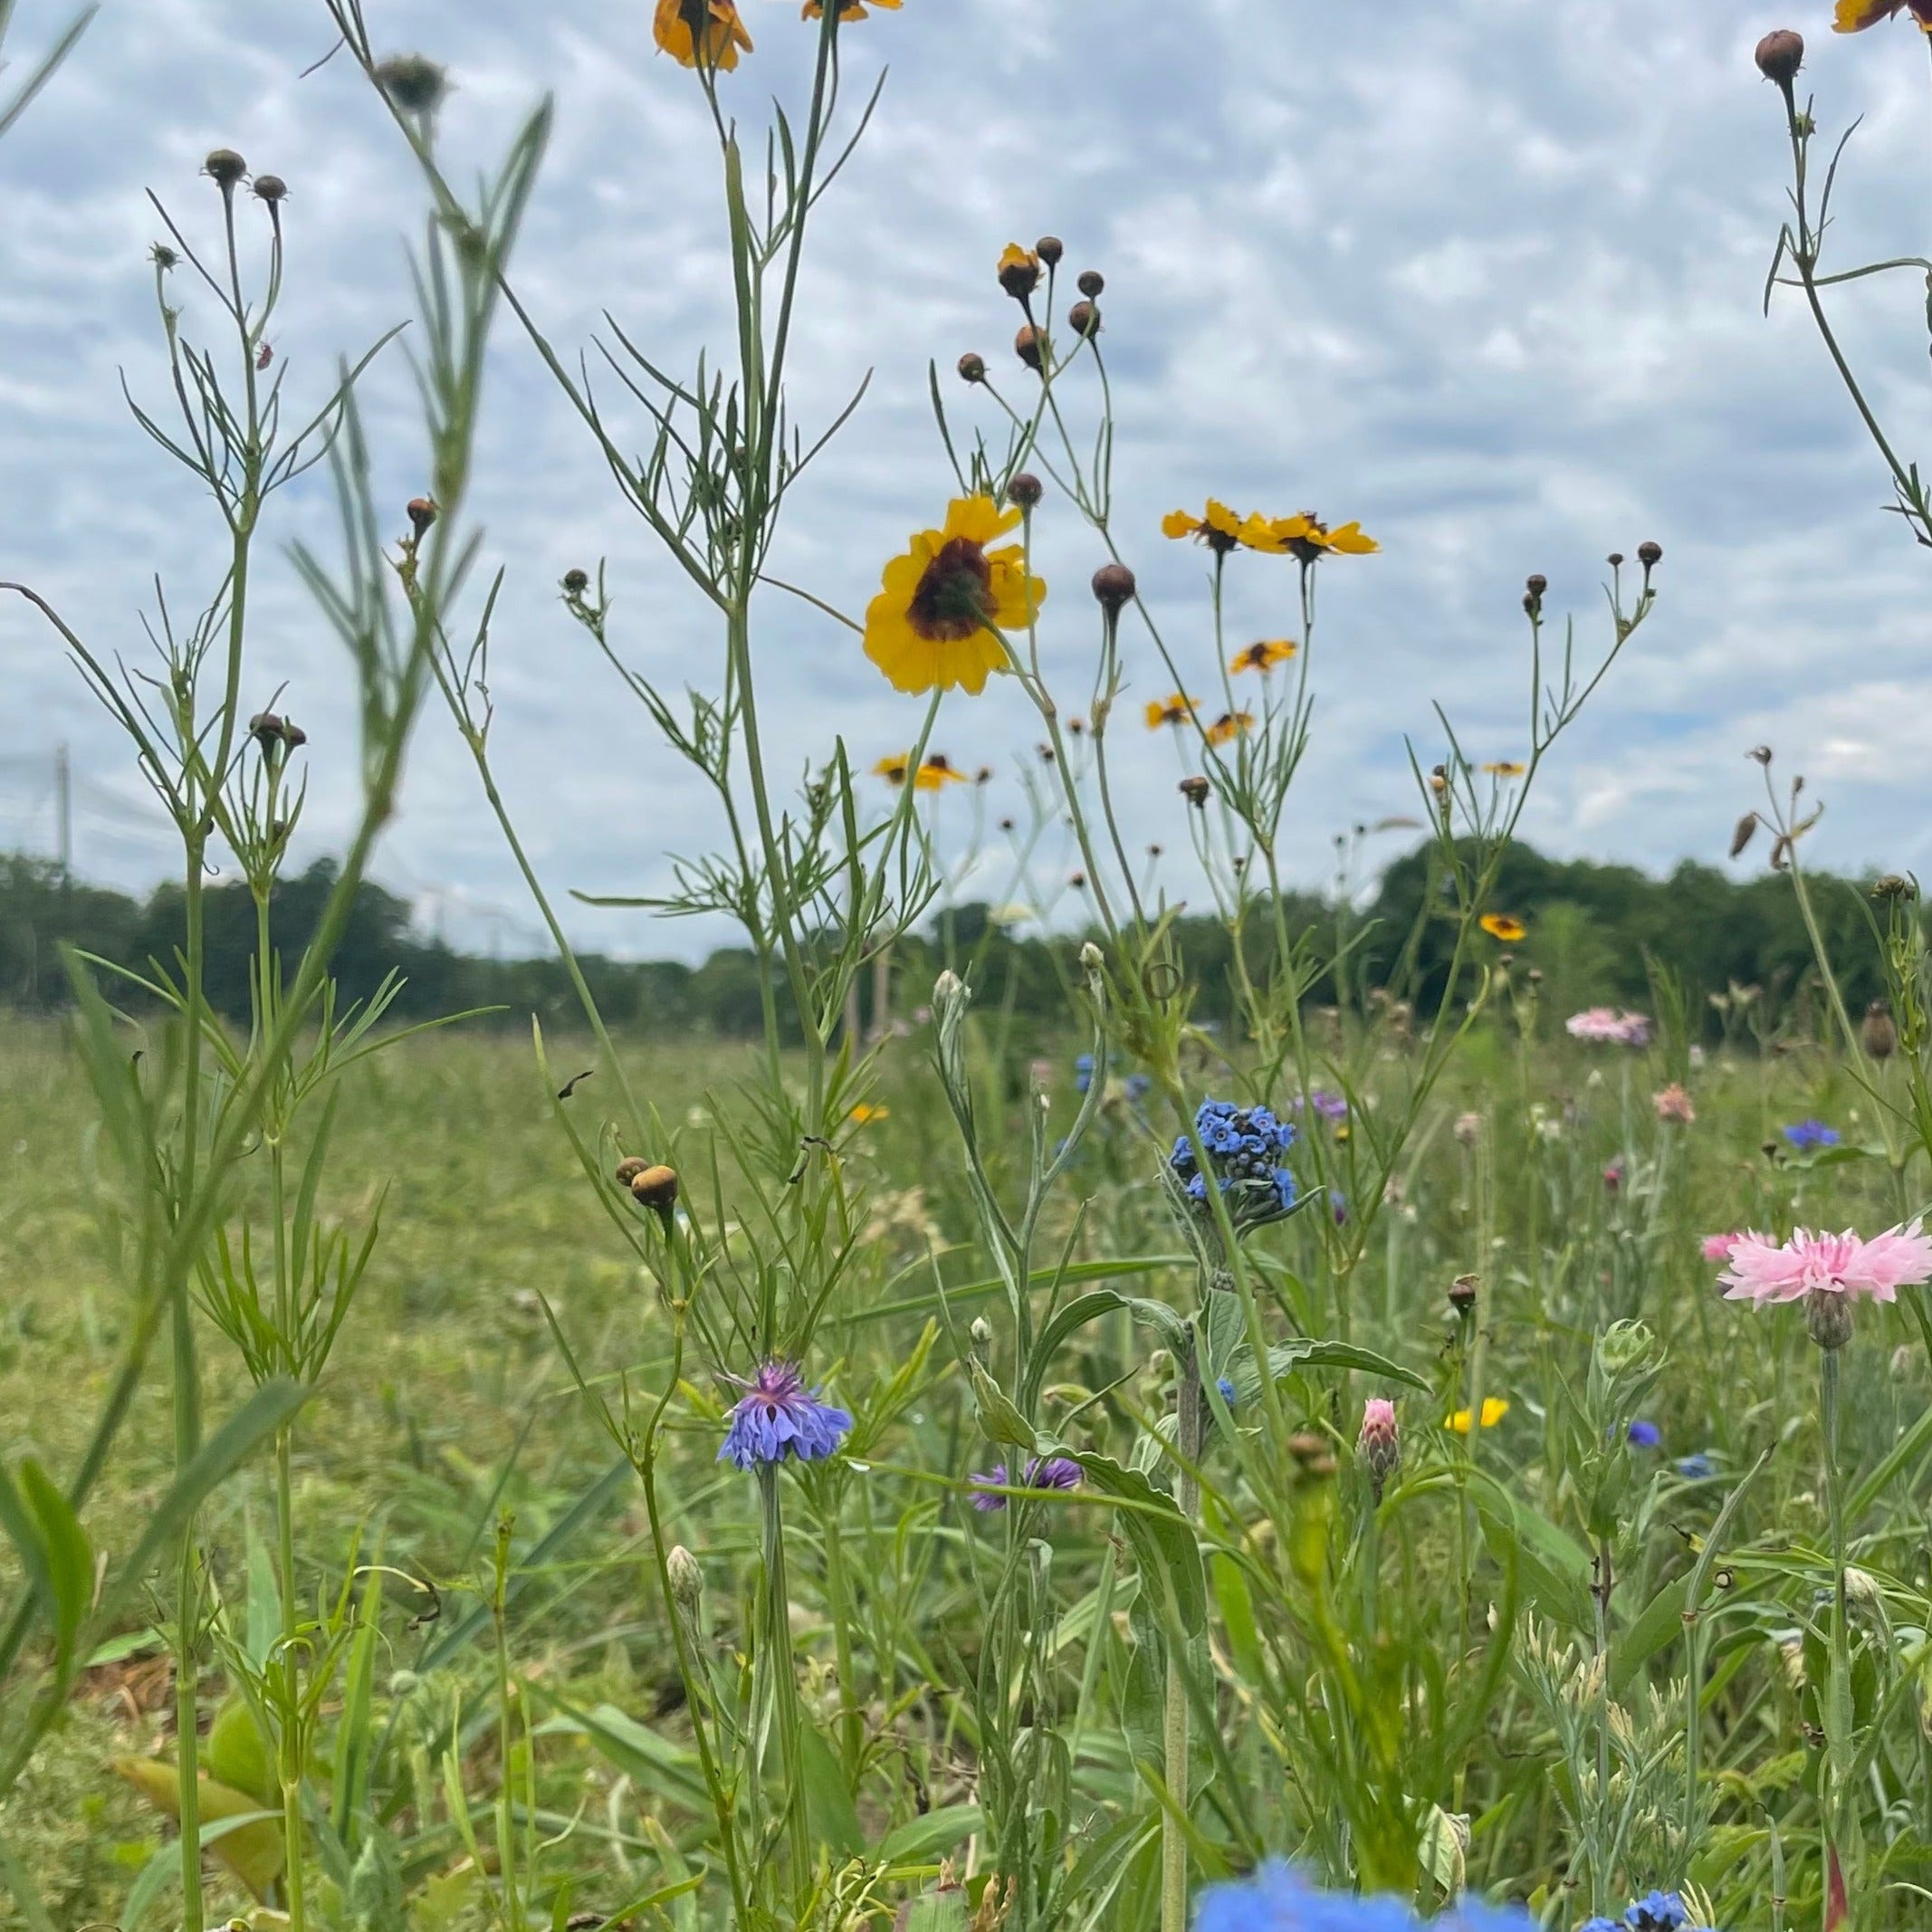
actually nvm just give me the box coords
[2,1005,1927,1929]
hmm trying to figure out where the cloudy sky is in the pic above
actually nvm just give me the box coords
[3,0,1930,960]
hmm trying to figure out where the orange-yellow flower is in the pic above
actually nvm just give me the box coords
[804,0,901,17]
[864,497,1046,696]
[875,752,969,791]
[1162,500,1248,554]
[1230,638,1298,674]
[1206,710,1254,746]
[1835,0,1932,30]
[847,1103,891,1124]
[1479,913,1527,942]
[654,0,753,68]
[1446,1398,1509,1434]
[1241,511,1379,563]
[1481,760,1526,778]
[1144,693,1200,729]
[997,244,1041,301]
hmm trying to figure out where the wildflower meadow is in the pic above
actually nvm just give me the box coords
[6,5,1932,1932]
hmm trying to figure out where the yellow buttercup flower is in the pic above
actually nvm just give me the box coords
[1446,1397,1509,1434]
[1481,760,1526,778]
[1144,693,1200,729]
[1835,0,1932,30]
[1479,913,1527,942]
[997,243,1042,301]
[864,497,1045,696]
[1162,500,1248,554]
[1242,511,1379,563]
[804,0,901,17]
[1206,709,1254,746]
[1231,638,1298,674]
[653,0,753,68]
[848,1103,891,1124]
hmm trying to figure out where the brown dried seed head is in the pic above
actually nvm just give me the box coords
[252,174,288,204]
[630,1164,680,1210]
[1862,1000,1897,1061]
[1035,234,1064,268]
[1091,561,1136,614]
[1013,323,1046,371]
[406,496,438,534]
[614,1156,651,1187]
[1755,29,1804,88]
[562,568,589,595]
[1067,299,1101,339]
[1006,472,1044,509]
[1637,540,1662,569]
[1077,268,1105,299]
[1449,1272,1479,1313]
[1729,812,1758,860]
[204,148,248,188]
[1180,775,1210,808]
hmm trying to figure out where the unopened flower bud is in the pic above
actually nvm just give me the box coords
[1035,234,1064,268]
[1872,873,1917,903]
[1525,572,1547,599]
[1862,999,1897,1061]
[969,1315,993,1349]
[1076,268,1105,299]
[1007,472,1043,509]
[1607,550,1625,568]
[248,710,284,749]
[629,1163,679,1210]
[1637,540,1662,569]
[1729,812,1758,860]
[957,350,987,384]
[1067,299,1101,339]
[204,148,247,188]
[615,1156,650,1187]
[933,968,966,1011]
[406,496,438,535]
[998,245,1042,301]
[1805,1287,1854,1352]
[374,53,448,115]
[1357,1398,1401,1503]
[252,174,287,205]
[1747,743,1774,766]
[1755,29,1804,88]
[1091,560,1135,615]
[1013,323,1045,372]
[1449,1273,1479,1315]
[1180,775,1210,808]
[1078,941,1103,972]
[666,1545,703,1620]
[562,568,589,595]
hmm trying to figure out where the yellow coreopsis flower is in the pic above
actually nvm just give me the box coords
[1481,760,1527,778]
[1446,1397,1510,1434]
[997,243,1042,301]
[1162,500,1248,554]
[1243,511,1380,563]
[1206,709,1254,746]
[1144,693,1200,729]
[1835,0,1932,30]
[653,0,753,68]
[848,1103,891,1124]
[1479,913,1527,942]
[875,752,968,791]
[864,497,1045,696]
[1230,638,1298,674]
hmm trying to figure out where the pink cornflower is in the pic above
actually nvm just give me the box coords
[1701,1232,1742,1263]
[1721,1221,1932,1347]
[1653,1083,1695,1124]
[1566,1007,1651,1047]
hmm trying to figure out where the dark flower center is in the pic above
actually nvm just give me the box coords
[906,537,996,641]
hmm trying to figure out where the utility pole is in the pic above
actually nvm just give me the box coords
[53,741,71,882]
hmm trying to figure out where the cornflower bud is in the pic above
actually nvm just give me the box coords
[1076,268,1105,298]
[1357,1398,1401,1503]
[1007,472,1043,509]
[957,350,987,384]
[1862,999,1897,1061]
[666,1545,704,1621]
[562,568,589,595]
[1013,323,1045,371]
[1637,539,1662,569]
[1449,1272,1478,1315]
[204,148,247,189]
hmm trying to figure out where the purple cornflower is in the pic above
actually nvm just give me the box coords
[717,1362,851,1470]
[1296,1088,1350,1123]
[1782,1118,1841,1152]
[969,1456,1082,1512]
[1628,1420,1661,1449]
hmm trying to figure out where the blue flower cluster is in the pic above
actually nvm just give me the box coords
[1195,1860,1534,1932]
[1171,1099,1297,1225]
[1580,1890,1698,1932]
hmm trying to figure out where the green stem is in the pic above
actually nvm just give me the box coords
[1819,1344,1857,1932]
[759,1465,812,1908]
[1161,1324,1202,1932]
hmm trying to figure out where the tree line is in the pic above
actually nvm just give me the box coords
[0,844,1898,1044]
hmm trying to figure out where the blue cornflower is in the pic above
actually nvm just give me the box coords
[969,1457,1082,1512]
[1124,1072,1153,1105]
[1782,1118,1840,1151]
[718,1362,851,1470]
[1628,1420,1661,1449]
[1580,1921,1622,1932]
[1217,1376,1238,1406]
[1074,1052,1095,1094]
[1193,1860,1535,1931]
[1676,1452,1717,1480]
[1328,1188,1348,1226]
[1625,1893,1689,1931]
